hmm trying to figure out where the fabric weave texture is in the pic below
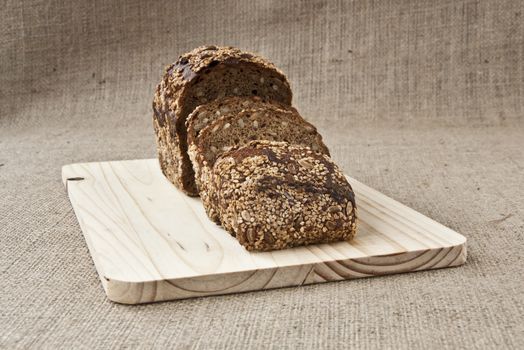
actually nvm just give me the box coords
[1,0,523,348]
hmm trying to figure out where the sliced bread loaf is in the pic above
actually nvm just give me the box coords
[211,141,357,251]
[188,108,330,223]
[153,46,292,196]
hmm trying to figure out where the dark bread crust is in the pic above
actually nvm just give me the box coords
[188,108,330,223]
[212,141,357,251]
[153,46,293,196]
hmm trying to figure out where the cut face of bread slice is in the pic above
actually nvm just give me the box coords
[196,109,329,168]
[188,108,330,223]
[212,141,357,251]
[153,46,292,196]
[186,96,297,149]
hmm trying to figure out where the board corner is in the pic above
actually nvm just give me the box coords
[104,278,145,305]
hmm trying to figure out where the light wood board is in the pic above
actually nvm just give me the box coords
[62,159,467,304]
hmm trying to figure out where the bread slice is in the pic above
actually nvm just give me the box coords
[153,46,292,196]
[188,108,330,223]
[212,141,357,251]
[186,96,297,150]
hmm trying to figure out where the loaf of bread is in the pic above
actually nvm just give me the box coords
[211,141,357,251]
[153,46,357,251]
[188,107,330,223]
[153,46,292,196]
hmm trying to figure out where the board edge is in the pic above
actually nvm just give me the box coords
[103,241,467,305]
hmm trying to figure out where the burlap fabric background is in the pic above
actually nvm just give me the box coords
[1,0,523,348]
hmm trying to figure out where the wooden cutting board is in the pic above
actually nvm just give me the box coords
[62,159,466,304]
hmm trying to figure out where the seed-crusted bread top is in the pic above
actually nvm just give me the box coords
[186,96,297,147]
[212,141,357,251]
[166,46,287,89]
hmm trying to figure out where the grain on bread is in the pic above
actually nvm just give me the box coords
[211,141,357,251]
[186,96,297,151]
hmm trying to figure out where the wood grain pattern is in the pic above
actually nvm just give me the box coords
[62,159,467,304]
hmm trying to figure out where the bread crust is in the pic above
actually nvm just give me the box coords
[153,46,292,196]
[212,141,357,251]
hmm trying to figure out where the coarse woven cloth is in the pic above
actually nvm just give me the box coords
[1,0,523,349]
